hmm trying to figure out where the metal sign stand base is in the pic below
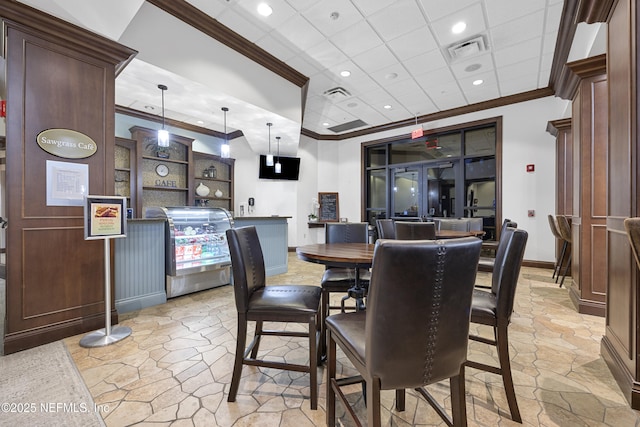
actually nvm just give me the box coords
[80,238,131,348]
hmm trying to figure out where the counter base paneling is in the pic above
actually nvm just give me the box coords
[233,217,289,276]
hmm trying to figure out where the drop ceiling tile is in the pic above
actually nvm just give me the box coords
[323,64,380,95]
[185,0,227,18]
[357,87,394,106]
[307,73,343,97]
[352,44,398,74]
[285,54,323,77]
[276,14,326,51]
[539,52,554,73]
[449,53,494,80]
[499,73,539,96]
[368,1,427,42]
[330,20,383,57]
[369,63,412,87]
[425,81,467,110]
[414,67,457,91]
[334,97,386,121]
[417,0,479,22]
[350,0,397,17]
[302,0,364,37]
[386,27,439,61]
[485,0,546,27]
[256,34,298,62]
[399,98,439,118]
[463,83,500,104]
[459,69,498,91]
[216,8,265,42]
[493,37,542,68]
[305,40,349,70]
[380,104,413,122]
[538,69,552,88]
[402,49,449,77]
[386,78,426,99]
[496,57,539,82]
[542,31,559,55]
[489,10,544,51]
[235,0,298,28]
[283,0,319,13]
[544,2,563,35]
[429,3,487,47]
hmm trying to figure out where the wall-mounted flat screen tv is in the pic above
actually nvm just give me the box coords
[259,155,301,180]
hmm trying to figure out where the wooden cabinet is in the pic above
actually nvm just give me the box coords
[127,126,234,216]
[115,137,137,215]
[193,152,235,211]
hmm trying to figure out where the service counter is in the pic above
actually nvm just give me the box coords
[233,216,290,276]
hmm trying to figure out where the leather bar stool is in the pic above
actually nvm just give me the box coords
[466,226,528,423]
[326,237,482,427]
[225,226,322,409]
[478,220,517,273]
[555,215,572,287]
[547,214,564,281]
[394,221,436,240]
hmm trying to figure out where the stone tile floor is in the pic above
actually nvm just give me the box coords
[64,254,640,426]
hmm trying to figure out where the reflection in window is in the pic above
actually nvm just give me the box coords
[368,169,386,209]
[389,132,461,164]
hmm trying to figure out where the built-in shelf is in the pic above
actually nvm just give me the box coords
[143,186,189,191]
[142,155,189,165]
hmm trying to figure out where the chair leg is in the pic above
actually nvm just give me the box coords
[396,389,405,411]
[320,290,330,360]
[366,378,382,427]
[560,255,571,288]
[309,315,318,410]
[450,367,468,427]
[495,325,522,423]
[326,329,337,427]
[249,320,263,359]
[228,313,247,402]
[555,241,567,283]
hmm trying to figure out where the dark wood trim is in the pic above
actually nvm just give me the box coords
[145,0,308,88]
[116,105,244,140]
[303,88,553,141]
[522,260,555,270]
[569,284,606,316]
[548,0,580,99]
[576,0,618,23]
[546,118,572,137]
[568,54,607,78]
[601,335,640,409]
[0,0,137,72]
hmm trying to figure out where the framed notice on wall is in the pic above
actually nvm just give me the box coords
[84,195,127,240]
[318,192,339,222]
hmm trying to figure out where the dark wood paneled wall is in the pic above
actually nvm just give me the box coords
[601,0,640,409]
[547,118,572,262]
[567,57,608,317]
[1,2,136,353]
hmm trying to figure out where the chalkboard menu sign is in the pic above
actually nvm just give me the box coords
[318,192,339,222]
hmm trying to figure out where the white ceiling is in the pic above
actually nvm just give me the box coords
[16,0,566,156]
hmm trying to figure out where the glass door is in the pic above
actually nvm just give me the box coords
[423,161,460,218]
[391,168,420,219]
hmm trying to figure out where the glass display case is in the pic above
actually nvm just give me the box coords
[145,206,234,298]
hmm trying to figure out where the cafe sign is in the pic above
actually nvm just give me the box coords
[37,128,97,159]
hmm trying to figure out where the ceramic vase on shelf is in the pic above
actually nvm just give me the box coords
[214,188,223,198]
[196,182,210,197]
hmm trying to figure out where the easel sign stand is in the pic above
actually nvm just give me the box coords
[79,195,131,348]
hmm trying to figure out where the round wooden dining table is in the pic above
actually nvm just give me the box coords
[296,243,374,311]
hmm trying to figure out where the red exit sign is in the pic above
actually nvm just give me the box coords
[411,127,423,139]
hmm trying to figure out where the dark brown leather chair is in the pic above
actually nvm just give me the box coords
[394,221,436,240]
[478,220,517,273]
[481,218,511,255]
[320,222,370,356]
[326,237,482,427]
[555,215,572,287]
[226,226,322,409]
[376,218,395,239]
[466,226,528,423]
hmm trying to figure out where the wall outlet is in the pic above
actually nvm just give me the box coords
[528,210,535,217]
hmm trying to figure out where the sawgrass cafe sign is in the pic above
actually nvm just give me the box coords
[37,129,97,159]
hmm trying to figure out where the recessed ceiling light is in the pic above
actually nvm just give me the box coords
[197,120,204,124]
[383,105,392,109]
[452,21,466,34]
[340,70,351,77]
[257,3,273,17]
[322,122,330,127]
[473,79,484,86]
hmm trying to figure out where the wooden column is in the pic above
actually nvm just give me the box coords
[1,2,136,353]
[601,0,640,409]
[565,55,608,317]
[547,118,573,264]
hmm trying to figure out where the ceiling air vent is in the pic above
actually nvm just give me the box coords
[447,35,487,61]
[323,86,351,102]
[328,119,368,133]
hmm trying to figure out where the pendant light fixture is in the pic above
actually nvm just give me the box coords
[275,136,282,174]
[221,107,230,158]
[266,122,274,166]
[157,84,170,147]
